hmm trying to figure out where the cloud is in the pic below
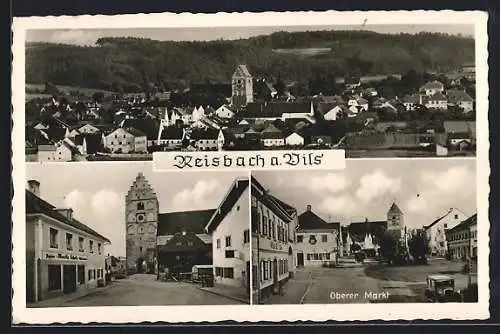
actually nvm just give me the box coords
[171,179,222,211]
[63,189,125,257]
[355,169,401,202]
[291,173,351,193]
[318,195,356,216]
[406,165,476,214]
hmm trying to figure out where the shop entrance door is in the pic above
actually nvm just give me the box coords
[63,265,77,294]
[297,253,304,266]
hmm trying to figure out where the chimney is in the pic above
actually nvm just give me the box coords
[27,180,40,197]
[56,208,73,221]
[306,205,312,212]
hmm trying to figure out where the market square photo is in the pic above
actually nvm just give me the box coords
[24,162,250,307]
[251,158,478,304]
[24,23,476,161]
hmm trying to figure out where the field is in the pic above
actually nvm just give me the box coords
[26,83,116,99]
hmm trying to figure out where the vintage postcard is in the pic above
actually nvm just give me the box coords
[11,10,489,323]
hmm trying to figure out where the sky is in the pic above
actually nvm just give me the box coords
[25,24,474,46]
[26,162,247,257]
[253,158,476,229]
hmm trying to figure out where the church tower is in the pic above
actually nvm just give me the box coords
[387,202,405,240]
[125,172,159,274]
[231,64,253,109]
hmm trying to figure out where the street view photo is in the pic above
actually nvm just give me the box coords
[251,158,478,304]
[25,162,250,307]
[24,24,476,161]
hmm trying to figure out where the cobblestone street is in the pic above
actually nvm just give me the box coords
[31,274,244,307]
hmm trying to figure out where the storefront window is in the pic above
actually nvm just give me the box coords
[48,265,61,291]
[78,265,85,285]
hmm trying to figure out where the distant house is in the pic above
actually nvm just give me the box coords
[285,131,305,147]
[421,81,445,96]
[104,127,147,153]
[157,127,185,150]
[260,124,285,147]
[425,92,448,110]
[446,90,474,113]
[190,129,225,151]
[215,105,236,119]
[179,107,195,124]
[73,133,104,155]
[402,94,422,111]
[37,141,73,162]
[245,102,315,123]
[319,103,349,121]
[347,97,368,111]
[423,208,468,257]
[462,61,476,81]
[444,121,476,147]
[192,106,206,123]
[78,124,100,134]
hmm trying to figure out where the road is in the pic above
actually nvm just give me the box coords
[265,259,474,304]
[62,274,243,306]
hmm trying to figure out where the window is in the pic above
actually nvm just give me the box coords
[263,217,268,236]
[49,228,58,248]
[297,235,303,243]
[225,250,235,258]
[444,223,448,228]
[139,246,143,253]
[98,243,102,255]
[48,265,61,291]
[66,233,73,250]
[215,267,222,277]
[78,265,85,285]
[223,267,234,279]
[225,236,231,247]
[236,205,240,211]
[79,237,84,252]
[89,240,94,253]
[137,202,145,210]
[93,269,96,280]
[322,235,328,242]
[138,227,144,234]
[216,238,221,249]
[284,229,288,242]
[454,214,459,219]
[88,269,92,281]
[243,230,250,243]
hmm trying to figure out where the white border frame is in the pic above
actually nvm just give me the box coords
[12,10,490,323]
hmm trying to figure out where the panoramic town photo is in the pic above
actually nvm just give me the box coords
[25,163,250,307]
[251,158,478,304]
[24,24,476,161]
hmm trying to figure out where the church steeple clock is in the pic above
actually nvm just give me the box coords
[125,172,159,274]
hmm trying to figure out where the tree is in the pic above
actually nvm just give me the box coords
[92,91,105,103]
[379,231,399,264]
[274,77,286,96]
[408,231,429,264]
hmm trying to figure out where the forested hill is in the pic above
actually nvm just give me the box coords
[25,30,474,93]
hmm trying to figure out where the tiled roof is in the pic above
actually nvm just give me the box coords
[298,210,338,230]
[124,127,147,137]
[422,80,444,90]
[403,94,421,104]
[205,178,249,233]
[268,195,296,216]
[158,209,216,235]
[445,214,477,234]
[190,128,220,140]
[26,189,110,242]
[160,126,184,140]
[234,64,252,77]
[245,102,311,118]
[423,210,453,230]
[251,176,293,223]
[158,231,212,252]
[446,90,473,103]
[388,202,403,215]
[428,92,447,101]
[74,133,103,154]
[121,118,160,140]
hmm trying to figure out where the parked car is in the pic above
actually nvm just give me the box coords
[424,275,461,302]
